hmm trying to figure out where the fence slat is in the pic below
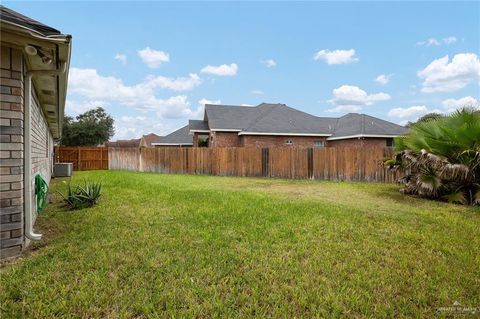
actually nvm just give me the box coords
[78,146,404,182]
[55,147,109,171]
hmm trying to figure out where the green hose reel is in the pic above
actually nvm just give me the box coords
[35,174,49,213]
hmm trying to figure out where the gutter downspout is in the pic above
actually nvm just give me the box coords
[24,61,66,241]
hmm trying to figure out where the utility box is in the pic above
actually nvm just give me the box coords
[54,163,73,177]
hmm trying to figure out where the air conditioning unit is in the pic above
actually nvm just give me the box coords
[54,163,73,177]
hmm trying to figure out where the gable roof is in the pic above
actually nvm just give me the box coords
[189,119,209,131]
[241,104,336,135]
[328,113,408,140]
[141,133,161,147]
[152,125,192,145]
[201,103,407,139]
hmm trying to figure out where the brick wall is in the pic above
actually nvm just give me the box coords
[327,138,390,148]
[210,131,241,147]
[241,135,327,148]
[0,46,55,260]
[0,47,25,259]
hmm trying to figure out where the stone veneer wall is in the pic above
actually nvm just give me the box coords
[0,46,54,260]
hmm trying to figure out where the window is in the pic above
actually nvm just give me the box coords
[386,138,394,147]
[314,140,325,148]
[285,139,293,145]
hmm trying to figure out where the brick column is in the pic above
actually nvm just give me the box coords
[0,47,24,259]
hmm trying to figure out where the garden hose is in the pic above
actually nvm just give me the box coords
[35,175,49,213]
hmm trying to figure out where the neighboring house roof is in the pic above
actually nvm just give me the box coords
[152,125,193,146]
[328,113,408,140]
[141,133,161,147]
[105,133,162,148]
[189,120,209,132]
[105,139,141,148]
[240,104,336,135]
[196,102,408,140]
[0,5,72,139]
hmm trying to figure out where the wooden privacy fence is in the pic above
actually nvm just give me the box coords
[109,147,400,182]
[55,147,108,170]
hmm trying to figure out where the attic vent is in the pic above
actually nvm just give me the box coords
[42,89,55,96]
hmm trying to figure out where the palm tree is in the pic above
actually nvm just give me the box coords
[385,108,480,205]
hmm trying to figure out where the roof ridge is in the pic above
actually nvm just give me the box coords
[242,104,279,132]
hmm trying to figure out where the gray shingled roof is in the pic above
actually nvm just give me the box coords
[189,120,209,131]
[160,103,407,144]
[0,5,61,36]
[205,103,337,134]
[329,113,408,139]
[153,125,192,145]
[242,104,336,134]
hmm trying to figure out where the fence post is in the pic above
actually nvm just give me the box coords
[307,148,313,179]
[139,147,144,172]
[77,147,81,170]
[262,148,269,177]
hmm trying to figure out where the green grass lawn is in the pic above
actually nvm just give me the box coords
[1,171,479,318]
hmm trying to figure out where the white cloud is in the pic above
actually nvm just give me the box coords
[261,59,276,67]
[65,100,108,115]
[441,96,480,113]
[388,106,429,119]
[418,53,480,93]
[251,90,264,95]
[113,115,178,140]
[145,73,201,91]
[387,97,479,125]
[114,53,127,65]
[443,36,457,45]
[198,98,221,107]
[68,68,202,119]
[416,36,457,47]
[138,47,170,68]
[200,63,238,76]
[313,49,358,65]
[416,38,440,47]
[241,103,254,107]
[375,74,392,85]
[327,85,391,112]
[326,105,362,113]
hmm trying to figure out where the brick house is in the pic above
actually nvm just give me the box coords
[0,6,72,260]
[106,133,162,148]
[157,103,408,148]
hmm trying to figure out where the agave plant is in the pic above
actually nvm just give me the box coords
[59,180,102,210]
[386,108,480,205]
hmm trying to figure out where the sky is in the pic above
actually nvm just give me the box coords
[5,1,480,140]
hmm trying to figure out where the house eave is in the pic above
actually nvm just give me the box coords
[238,132,332,137]
[327,134,400,141]
[151,143,193,146]
[189,129,211,134]
[1,20,71,139]
[210,129,242,132]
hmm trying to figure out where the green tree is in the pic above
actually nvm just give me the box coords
[386,108,480,205]
[406,112,443,128]
[60,107,114,146]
